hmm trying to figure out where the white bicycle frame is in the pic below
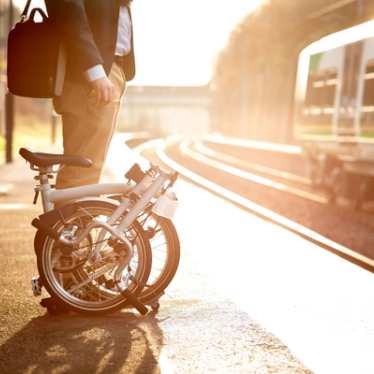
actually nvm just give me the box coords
[33,164,177,250]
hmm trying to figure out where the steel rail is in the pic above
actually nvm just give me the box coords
[205,134,303,155]
[195,141,311,186]
[181,141,327,204]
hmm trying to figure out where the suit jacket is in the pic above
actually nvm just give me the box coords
[45,0,136,88]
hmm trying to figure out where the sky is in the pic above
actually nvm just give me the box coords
[13,0,264,86]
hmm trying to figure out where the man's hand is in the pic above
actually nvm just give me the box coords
[89,76,116,105]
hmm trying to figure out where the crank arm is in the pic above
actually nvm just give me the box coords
[67,263,115,294]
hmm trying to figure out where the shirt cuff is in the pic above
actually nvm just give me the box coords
[85,64,106,81]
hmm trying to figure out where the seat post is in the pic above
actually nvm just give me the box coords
[36,166,54,213]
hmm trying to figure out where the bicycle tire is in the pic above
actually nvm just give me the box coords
[35,200,152,315]
[107,195,181,306]
[137,215,180,305]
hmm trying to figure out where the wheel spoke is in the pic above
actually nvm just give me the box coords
[42,202,153,313]
[67,263,115,294]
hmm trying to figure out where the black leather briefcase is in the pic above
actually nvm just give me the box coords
[7,1,58,98]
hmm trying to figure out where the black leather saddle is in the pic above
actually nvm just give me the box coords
[19,148,92,168]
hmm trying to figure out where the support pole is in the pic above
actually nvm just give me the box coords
[5,0,14,163]
[5,92,14,162]
[51,111,58,144]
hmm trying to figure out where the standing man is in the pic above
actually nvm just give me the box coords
[45,0,135,188]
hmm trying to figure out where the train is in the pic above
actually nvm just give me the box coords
[294,20,374,208]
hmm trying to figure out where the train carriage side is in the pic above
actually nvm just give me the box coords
[294,22,374,208]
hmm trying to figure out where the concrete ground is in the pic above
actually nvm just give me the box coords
[0,136,372,373]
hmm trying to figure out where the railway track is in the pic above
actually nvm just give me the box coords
[128,136,374,273]
[204,136,309,180]
[200,136,374,214]
[183,141,325,204]
[195,141,311,186]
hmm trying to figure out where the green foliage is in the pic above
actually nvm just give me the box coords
[211,0,362,141]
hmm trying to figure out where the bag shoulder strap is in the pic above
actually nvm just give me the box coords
[21,0,33,21]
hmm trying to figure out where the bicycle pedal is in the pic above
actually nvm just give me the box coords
[31,276,42,296]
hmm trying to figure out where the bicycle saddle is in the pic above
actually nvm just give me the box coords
[19,148,92,168]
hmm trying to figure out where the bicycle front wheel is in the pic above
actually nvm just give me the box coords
[35,200,152,315]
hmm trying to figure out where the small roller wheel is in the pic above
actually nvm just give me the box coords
[40,297,69,315]
[150,301,160,312]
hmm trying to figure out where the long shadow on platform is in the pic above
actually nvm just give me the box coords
[0,311,163,374]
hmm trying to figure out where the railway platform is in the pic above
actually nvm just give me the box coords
[122,135,374,373]
[0,134,373,373]
[162,177,374,374]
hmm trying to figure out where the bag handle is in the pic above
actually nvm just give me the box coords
[21,0,33,21]
[29,8,48,22]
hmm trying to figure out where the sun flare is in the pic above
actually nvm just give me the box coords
[12,0,264,86]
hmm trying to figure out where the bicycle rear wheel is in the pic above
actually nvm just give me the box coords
[108,195,181,307]
[35,200,152,315]
[136,213,180,306]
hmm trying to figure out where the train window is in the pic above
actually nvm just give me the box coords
[305,68,337,108]
[363,61,374,106]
